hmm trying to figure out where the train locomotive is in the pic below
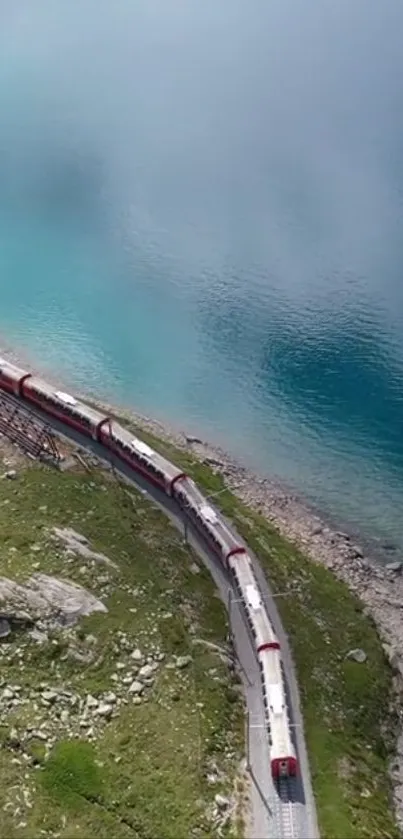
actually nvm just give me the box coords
[0,356,298,779]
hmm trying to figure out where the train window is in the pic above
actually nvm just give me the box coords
[71,408,90,425]
[33,387,47,401]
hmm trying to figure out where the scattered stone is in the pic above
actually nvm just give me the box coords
[0,618,11,638]
[94,702,113,719]
[86,634,97,645]
[2,687,14,700]
[29,628,48,644]
[0,574,107,624]
[185,435,203,445]
[175,655,192,669]
[386,562,402,574]
[86,695,99,709]
[32,730,47,741]
[131,648,143,662]
[214,793,230,810]
[138,664,156,680]
[103,692,117,704]
[346,648,367,664]
[204,457,224,467]
[8,728,20,746]
[52,527,117,568]
[5,470,17,480]
[42,690,58,703]
[128,680,144,695]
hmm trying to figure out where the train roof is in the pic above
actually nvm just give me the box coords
[268,683,284,716]
[111,423,185,479]
[260,653,294,757]
[130,438,154,458]
[28,376,70,398]
[232,560,277,648]
[27,377,108,424]
[199,504,218,524]
[0,357,28,378]
[179,478,242,553]
[246,582,262,611]
[55,390,77,406]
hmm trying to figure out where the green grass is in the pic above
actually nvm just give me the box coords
[106,412,400,839]
[42,741,103,806]
[0,463,244,838]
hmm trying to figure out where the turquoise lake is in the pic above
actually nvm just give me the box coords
[1,0,403,551]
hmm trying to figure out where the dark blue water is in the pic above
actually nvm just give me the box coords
[1,0,403,549]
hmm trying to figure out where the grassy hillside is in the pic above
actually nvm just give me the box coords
[0,456,244,839]
[111,414,400,839]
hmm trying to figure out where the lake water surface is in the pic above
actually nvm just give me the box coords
[1,0,403,549]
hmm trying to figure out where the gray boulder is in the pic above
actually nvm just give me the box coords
[346,648,367,663]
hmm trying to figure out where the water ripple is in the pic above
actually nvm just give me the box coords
[1,0,403,550]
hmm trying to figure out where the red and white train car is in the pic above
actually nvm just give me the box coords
[0,359,187,495]
[174,476,245,563]
[228,553,297,778]
[108,423,187,495]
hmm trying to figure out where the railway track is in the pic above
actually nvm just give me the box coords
[0,373,319,839]
[278,777,298,839]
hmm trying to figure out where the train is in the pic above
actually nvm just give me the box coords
[0,356,297,779]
